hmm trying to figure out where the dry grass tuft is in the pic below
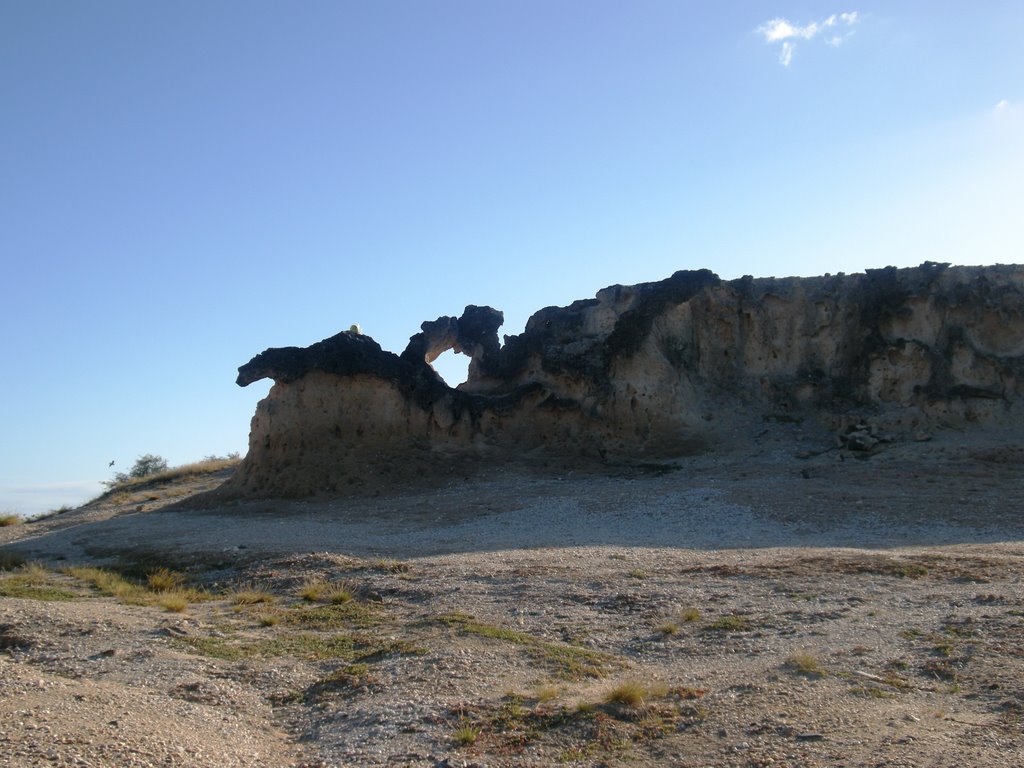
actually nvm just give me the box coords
[451,723,480,746]
[0,514,22,527]
[299,579,326,602]
[603,681,652,708]
[147,568,184,592]
[680,608,701,623]
[158,593,189,613]
[257,612,281,627]
[231,588,277,606]
[535,684,559,703]
[298,578,354,604]
[373,559,410,574]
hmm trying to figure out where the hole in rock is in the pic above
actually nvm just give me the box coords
[432,349,471,388]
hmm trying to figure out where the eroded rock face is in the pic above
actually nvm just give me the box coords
[225,263,1024,497]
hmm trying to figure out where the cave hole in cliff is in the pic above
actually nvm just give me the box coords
[432,349,471,388]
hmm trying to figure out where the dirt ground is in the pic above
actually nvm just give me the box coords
[1,425,1022,767]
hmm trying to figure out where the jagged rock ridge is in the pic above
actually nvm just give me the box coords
[226,263,1024,497]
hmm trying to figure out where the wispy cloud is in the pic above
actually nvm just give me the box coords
[757,11,860,66]
[0,481,102,516]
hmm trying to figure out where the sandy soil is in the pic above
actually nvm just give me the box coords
[1,426,1022,767]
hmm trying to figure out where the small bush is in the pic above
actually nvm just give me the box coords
[655,622,679,636]
[0,514,23,527]
[105,454,169,488]
[680,608,701,623]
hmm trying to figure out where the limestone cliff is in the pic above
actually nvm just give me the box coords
[225,263,1024,497]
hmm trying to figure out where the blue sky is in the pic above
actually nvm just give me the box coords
[2,2,1021,515]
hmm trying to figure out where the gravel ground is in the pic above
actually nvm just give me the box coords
[1,427,1022,767]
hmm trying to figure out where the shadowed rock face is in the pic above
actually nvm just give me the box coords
[226,263,1024,497]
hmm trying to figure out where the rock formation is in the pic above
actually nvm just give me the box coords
[225,263,1024,497]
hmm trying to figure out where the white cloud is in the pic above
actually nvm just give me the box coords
[758,18,820,42]
[757,11,859,66]
[780,41,795,67]
[995,99,1009,111]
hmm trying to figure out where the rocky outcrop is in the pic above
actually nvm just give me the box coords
[225,263,1024,497]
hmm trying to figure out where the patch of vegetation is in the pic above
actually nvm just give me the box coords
[0,514,22,527]
[0,551,28,571]
[785,652,828,678]
[146,568,184,592]
[297,577,356,604]
[0,564,81,601]
[932,641,956,658]
[64,565,208,609]
[301,663,379,701]
[299,579,326,602]
[372,559,410,574]
[451,683,697,762]
[921,658,960,681]
[627,569,647,580]
[880,671,913,689]
[850,685,894,699]
[437,612,620,679]
[893,563,929,579]
[707,614,749,632]
[534,643,617,680]
[535,684,559,703]
[101,454,240,494]
[679,608,701,623]
[285,601,380,630]
[158,594,189,613]
[230,588,276,606]
[452,722,480,746]
[178,632,358,661]
[603,681,655,708]
[654,622,678,636]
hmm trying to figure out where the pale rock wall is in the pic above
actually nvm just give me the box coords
[224,263,1024,497]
